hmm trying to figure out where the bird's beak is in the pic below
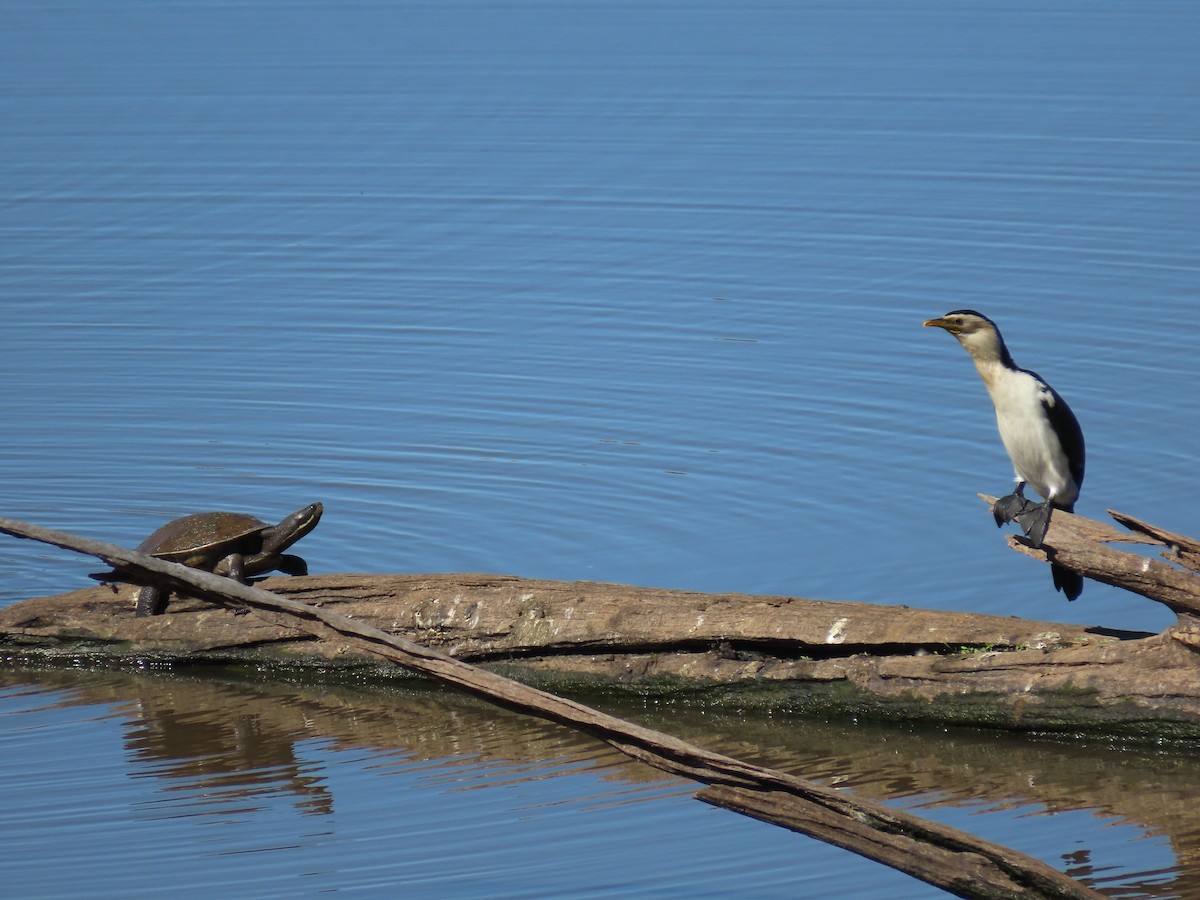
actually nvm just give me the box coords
[923,317,957,333]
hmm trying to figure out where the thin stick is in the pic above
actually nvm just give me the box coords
[0,515,1102,900]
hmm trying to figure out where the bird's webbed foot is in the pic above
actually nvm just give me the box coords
[1015,501,1053,549]
[992,483,1032,527]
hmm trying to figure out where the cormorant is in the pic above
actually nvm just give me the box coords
[924,309,1086,601]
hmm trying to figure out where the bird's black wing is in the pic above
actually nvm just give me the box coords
[1026,368,1086,497]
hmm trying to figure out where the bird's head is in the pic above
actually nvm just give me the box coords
[923,309,1008,364]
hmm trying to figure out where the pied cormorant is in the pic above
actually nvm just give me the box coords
[924,309,1086,601]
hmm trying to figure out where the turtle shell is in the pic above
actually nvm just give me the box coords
[136,511,269,568]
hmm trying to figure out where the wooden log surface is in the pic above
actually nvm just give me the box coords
[0,515,1104,899]
[2,570,1103,657]
[3,510,1200,734]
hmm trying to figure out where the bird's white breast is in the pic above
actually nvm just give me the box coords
[977,363,1078,506]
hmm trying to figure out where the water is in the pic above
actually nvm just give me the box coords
[2,1,1198,896]
[2,668,1194,899]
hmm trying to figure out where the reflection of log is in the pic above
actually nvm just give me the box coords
[15,664,1194,885]
[0,516,1100,899]
[21,665,1198,892]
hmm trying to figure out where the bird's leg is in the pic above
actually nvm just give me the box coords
[992,481,1032,527]
[1016,502,1053,549]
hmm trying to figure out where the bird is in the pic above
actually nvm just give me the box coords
[923,309,1086,601]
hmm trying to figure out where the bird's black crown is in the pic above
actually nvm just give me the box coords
[942,308,994,326]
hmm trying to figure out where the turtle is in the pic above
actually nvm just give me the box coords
[96,502,323,617]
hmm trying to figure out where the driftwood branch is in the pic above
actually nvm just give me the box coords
[983,497,1200,619]
[1109,510,1200,572]
[0,515,1099,899]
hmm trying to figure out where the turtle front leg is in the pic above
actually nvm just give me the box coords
[135,584,169,617]
[275,554,309,576]
[212,553,253,615]
[218,553,249,583]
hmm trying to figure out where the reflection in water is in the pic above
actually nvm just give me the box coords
[126,693,335,817]
[631,703,1194,897]
[1,666,1194,897]
[639,700,1193,825]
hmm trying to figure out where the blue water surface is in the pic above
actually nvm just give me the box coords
[2,1,1198,897]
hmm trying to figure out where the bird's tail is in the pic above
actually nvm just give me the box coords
[1051,562,1083,601]
[1049,502,1082,600]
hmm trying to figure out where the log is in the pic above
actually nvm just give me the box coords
[1108,510,1200,572]
[0,515,1101,899]
[3,571,1103,657]
[4,511,1200,735]
[983,496,1200,618]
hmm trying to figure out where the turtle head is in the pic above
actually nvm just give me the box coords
[263,502,323,553]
